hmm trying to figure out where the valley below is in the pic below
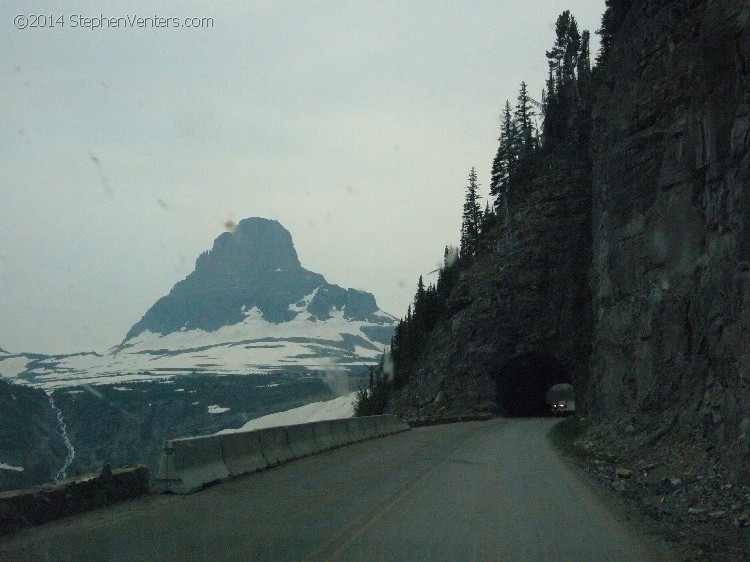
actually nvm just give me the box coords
[0,371,364,493]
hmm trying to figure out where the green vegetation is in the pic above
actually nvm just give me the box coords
[548,416,590,457]
[460,167,482,259]
[595,0,630,67]
[353,366,390,417]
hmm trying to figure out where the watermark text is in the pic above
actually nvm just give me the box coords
[13,14,214,30]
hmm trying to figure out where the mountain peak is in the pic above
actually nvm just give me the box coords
[196,218,302,277]
[123,218,393,342]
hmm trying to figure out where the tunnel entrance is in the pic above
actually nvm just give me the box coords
[496,352,572,416]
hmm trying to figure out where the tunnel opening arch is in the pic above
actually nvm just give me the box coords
[495,351,573,417]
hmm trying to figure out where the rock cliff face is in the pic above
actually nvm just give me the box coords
[0,380,66,492]
[392,1,749,477]
[390,148,592,419]
[590,1,749,473]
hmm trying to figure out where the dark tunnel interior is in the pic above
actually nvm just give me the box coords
[496,352,572,416]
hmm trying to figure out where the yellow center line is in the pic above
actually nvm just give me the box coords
[297,461,435,562]
[302,425,491,561]
[323,462,437,562]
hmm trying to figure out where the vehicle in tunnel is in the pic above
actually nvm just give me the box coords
[547,383,575,416]
[495,352,573,417]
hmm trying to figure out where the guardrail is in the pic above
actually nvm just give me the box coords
[154,415,410,494]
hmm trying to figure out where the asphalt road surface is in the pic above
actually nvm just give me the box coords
[0,418,670,561]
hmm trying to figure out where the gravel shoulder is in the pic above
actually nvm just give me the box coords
[550,416,750,561]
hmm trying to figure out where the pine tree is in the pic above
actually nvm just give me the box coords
[490,101,516,206]
[415,275,426,315]
[577,30,592,87]
[543,68,559,145]
[460,167,482,259]
[596,0,630,67]
[576,30,593,120]
[563,15,581,90]
[514,81,535,157]
[412,275,427,347]
[544,10,590,146]
[480,200,495,237]
[353,365,391,416]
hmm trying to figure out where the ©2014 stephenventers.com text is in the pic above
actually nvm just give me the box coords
[13,14,214,30]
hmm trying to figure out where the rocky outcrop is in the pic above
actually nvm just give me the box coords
[391,3,749,482]
[390,147,592,420]
[590,1,749,478]
[125,217,390,339]
[0,380,66,492]
[1,217,396,387]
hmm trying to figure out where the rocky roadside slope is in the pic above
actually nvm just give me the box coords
[565,417,750,560]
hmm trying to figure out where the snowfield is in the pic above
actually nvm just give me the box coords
[207,404,231,414]
[0,303,395,390]
[217,392,357,433]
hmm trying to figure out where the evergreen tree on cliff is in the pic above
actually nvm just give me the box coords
[514,81,536,157]
[354,364,390,416]
[490,101,517,206]
[596,0,630,66]
[544,10,592,146]
[460,167,482,259]
[367,8,596,419]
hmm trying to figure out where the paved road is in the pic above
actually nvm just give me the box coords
[0,418,669,561]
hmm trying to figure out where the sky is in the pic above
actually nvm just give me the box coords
[1,1,604,355]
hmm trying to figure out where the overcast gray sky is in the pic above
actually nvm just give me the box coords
[1,1,604,354]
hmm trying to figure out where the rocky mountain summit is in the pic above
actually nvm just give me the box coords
[1,218,396,389]
[125,217,389,338]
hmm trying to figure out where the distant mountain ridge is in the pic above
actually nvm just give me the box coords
[125,218,389,339]
[1,218,397,389]
[124,218,389,340]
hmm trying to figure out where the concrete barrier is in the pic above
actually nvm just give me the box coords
[310,420,334,451]
[154,415,411,494]
[379,415,410,436]
[285,423,318,458]
[357,416,379,440]
[0,466,149,536]
[257,426,294,467]
[221,431,268,477]
[154,435,230,494]
[373,415,392,437]
[345,418,368,442]
[328,419,351,448]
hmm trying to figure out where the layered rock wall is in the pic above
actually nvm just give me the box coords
[391,149,592,419]
[590,0,749,471]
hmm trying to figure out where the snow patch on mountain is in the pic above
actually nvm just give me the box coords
[0,356,29,380]
[217,392,356,433]
[208,404,231,414]
[288,287,320,319]
[1,218,397,391]
[0,308,393,390]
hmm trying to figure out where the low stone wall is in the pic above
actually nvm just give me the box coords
[0,465,149,536]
